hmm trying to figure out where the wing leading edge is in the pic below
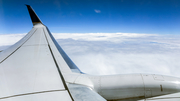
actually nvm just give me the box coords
[0,5,106,101]
[0,5,75,101]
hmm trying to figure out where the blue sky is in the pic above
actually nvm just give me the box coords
[1,0,180,76]
[1,0,180,34]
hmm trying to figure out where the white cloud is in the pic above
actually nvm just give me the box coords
[54,33,180,77]
[94,9,101,13]
[0,34,25,46]
[53,32,155,42]
[1,33,180,77]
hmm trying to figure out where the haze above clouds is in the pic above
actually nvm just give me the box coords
[0,33,180,77]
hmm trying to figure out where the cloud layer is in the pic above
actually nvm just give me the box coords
[1,33,180,77]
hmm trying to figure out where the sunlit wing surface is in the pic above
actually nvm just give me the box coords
[1,5,180,101]
[0,5,106,101]
[0,6,73,101]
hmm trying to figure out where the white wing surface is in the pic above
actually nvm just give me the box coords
[0,5,75,101]
[0,5,107,101]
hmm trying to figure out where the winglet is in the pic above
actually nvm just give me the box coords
[26,5,43,26]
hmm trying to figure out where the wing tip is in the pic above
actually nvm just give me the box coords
[25,4,30,6]
[26,5,43,26]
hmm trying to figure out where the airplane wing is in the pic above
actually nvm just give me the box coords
[0,5,106,101]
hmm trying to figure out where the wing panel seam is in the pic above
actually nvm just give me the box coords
[43,28,74,101]
[0,90,66,100]
[0,29,38,63]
